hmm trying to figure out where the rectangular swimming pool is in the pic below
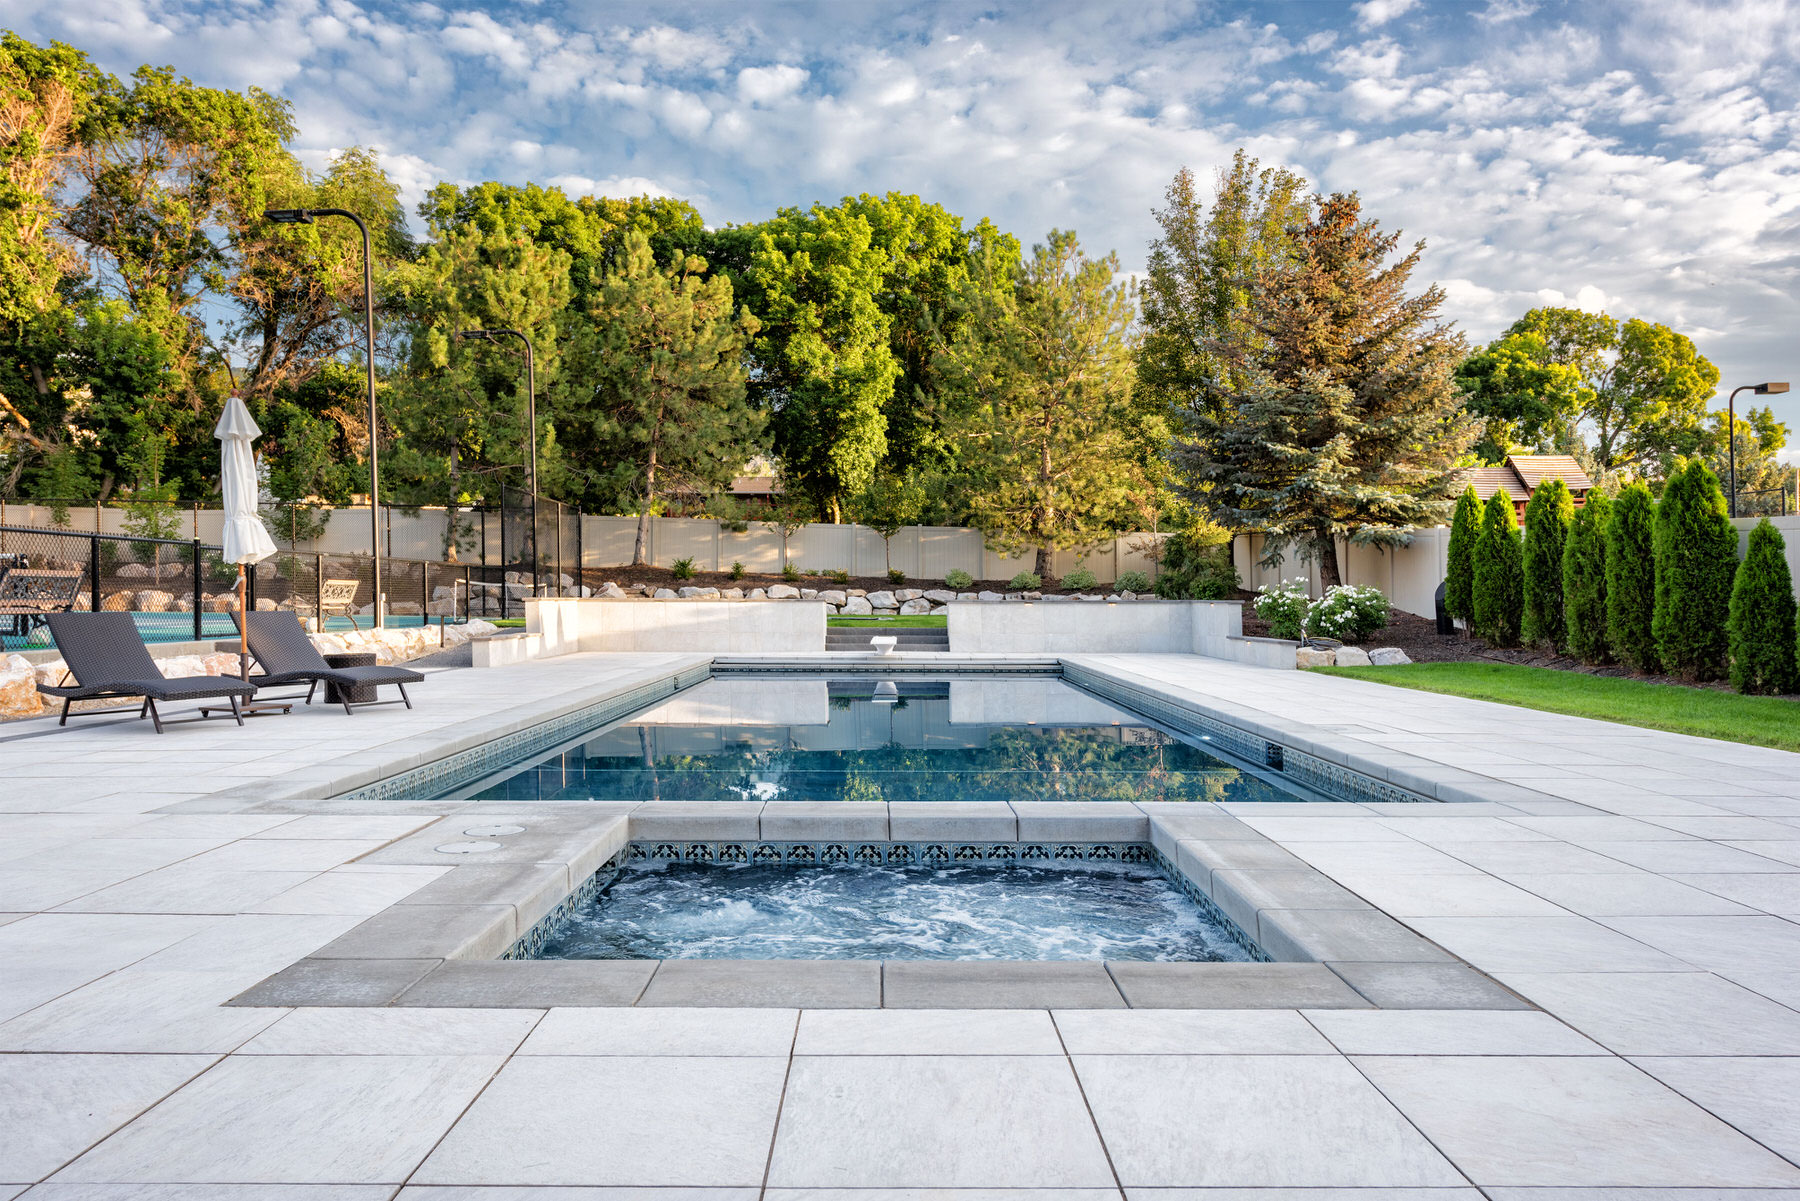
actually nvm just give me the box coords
[452,674,1300,805]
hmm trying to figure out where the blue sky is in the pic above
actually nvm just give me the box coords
[11,0,1800,450]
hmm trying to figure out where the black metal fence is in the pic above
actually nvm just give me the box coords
[0,523,505,653]
[1735,487,1793,518]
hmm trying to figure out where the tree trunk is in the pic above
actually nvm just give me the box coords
[1035,546,1052,579]
[633,450,658,567]
[1317,533,1342,590]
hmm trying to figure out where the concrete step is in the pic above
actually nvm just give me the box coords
[825,627,950,652]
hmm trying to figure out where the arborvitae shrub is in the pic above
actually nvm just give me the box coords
[1561,489,1612,664]
[1522,478,1575,650]
[1606,481,1658,672]
[1653,459,1738,681]
[1444,485,1480,625]
[1472,490,1524,646]
[1727,519,1798,695]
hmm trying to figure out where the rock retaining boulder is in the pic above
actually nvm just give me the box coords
[840,596,873,616]
[899,599,931,615]
[1367,647,1412,666]
[1334,646,1372,667]
[766,584,799,599]
[1295,647,1337,668]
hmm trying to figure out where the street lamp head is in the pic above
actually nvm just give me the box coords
[1755,382,1790,395]
[453,329,496,342]
[263,208,315,225]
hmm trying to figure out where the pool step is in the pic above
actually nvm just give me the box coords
[824,627,950,653]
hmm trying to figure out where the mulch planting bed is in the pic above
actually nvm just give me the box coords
[575,565,1105,596]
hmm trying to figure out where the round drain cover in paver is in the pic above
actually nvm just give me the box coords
[462,824,526,837]
[435,840,503,854]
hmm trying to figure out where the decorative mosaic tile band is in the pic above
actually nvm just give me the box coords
[334,663,711,802]
[1063,663,1436,806]
[501,839,1268,962]
[1149,844,1274,963]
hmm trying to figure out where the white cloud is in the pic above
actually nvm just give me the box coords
[1353,0,1419,31]
[738,64,808,104]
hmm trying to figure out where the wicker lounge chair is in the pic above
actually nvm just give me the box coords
[236,609,423,713]
[37,611,255,732]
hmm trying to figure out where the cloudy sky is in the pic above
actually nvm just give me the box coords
[11,0,1800,442]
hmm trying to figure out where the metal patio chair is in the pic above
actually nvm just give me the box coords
[235,609,423,713]
[37,611,255,732]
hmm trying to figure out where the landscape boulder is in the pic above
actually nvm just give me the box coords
[1367,647,1413,666]
[1295,647,1337,669]
[840,596,874,616]
[766,584,800,599]
[977,590,1003,603]
[0,654,41,720]
[866,591,897,609]
[899,599,931,615]
[923,590,955,604]
[817,590,848,607]
[652,588,677,599]
[1334,646,1372,667]
[135,590,174,613]
[100,591,135,611]
[597,582,629,599]
[895,589,924,602]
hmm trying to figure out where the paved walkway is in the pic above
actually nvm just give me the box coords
[3,652,1800,1196]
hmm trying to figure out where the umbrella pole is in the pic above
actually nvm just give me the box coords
[237,563,248,682]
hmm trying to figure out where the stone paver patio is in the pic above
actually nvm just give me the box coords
[3,650,1800,1195]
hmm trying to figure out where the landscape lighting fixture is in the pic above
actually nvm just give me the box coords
[262,208,314,224]
[1726,382,1792,518]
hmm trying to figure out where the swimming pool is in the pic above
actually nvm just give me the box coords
[533,858,1255,962]
[453,674,1299,805]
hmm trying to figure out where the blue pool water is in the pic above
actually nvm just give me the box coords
[460,675,1296,805]
[535,860,1253,962]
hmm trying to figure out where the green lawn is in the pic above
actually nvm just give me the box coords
[1316,661,1800,753]
[827,614,947,628]
[487,618,527,628]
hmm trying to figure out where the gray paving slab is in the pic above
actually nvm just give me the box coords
[394,960,656,1008]
[1495,970,1800,1055]
[1630,1055,1800,1167]
[637,959,881,1008]
[229,957,440,1007]
[881,961,1124,1008]
[1105,962,1368,1009]
[520,1007,796,1055]
[0,1052,215,1184]
[1325,961,1531,1010]
[796,1008,1064,1055]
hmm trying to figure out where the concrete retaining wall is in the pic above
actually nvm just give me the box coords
[946,600,1298,668]
[523,597,827,657]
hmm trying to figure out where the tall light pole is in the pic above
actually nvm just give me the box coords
[1726,381,1790,518]
[456,328,538,596]
[264,207,383,625]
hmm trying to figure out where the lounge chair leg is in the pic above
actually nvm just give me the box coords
[341,695,353,716]
[229,695,244,726]
[398,682,412,710]
[138,697,149,720]
[145,699,164,734]
[60,699,70,727]
[304,681,317,706]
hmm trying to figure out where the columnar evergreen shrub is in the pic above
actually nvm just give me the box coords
[1727,519,1798,695]
[1653,459,1738,681]
[1606,481,1658,672]
[1444,485,1480,626]
[1522,479,1575,650]
[1561,489,1612,664]
[1472,490,1524,646]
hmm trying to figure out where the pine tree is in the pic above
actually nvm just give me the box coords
[1727,519,1798,695]
[1522,478,1575,650]
[1653,459,1738,680]
[1173,193,1479,586]
[1606,481,1659,673]
[560,230,763,566]
[1444,485,1480,627]
[1562,489,1612,664]
[1472,490,1524,646]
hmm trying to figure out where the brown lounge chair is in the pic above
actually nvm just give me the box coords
[236,609,423,713]
[37,611,254,732]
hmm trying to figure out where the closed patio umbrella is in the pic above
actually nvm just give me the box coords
[215,394,277,681]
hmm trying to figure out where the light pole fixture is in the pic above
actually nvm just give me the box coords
[264,207,383,625]
[455,328,539,597]
[1726,381,1790,518]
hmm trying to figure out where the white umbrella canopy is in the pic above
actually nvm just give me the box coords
[214,395,277,567]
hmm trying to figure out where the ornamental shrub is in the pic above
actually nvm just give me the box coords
[944,568,974,589]
[887,568,906,585]
[1653,459,1738,681]
[1605,481,1658,672]
[670,557,696,581]
[1444,484,1481,625]
[1060,566,1098,590]
[781,561,801,582]
[1522,478,1575,650]
[826,568,851,584]
[1153,531,1240,599]
[1727,519,1798,695]
[1253,579,1310,641]
[1561,489,1611,664]
[1306,584,1389,643]
[1115,569,1152,593]
[1472,490,1524,646]
[728,560,746,581]
[1007,570,1043,590]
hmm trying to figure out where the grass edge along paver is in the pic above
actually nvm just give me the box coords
[1315,661,1800,753]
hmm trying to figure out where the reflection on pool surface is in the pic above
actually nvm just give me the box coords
[536,860,1254,962]
[460,676,1296,804]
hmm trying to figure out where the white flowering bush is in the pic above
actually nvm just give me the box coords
[1305,584,1390,643]
[1253,578,1311,641]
